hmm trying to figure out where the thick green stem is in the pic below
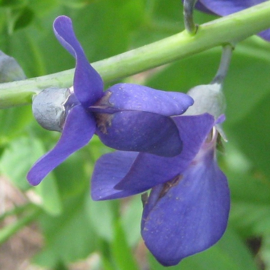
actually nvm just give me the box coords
[1,1,270,109]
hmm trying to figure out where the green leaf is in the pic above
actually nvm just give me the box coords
[261,235,270,269]
[112,220,140,270]
[86,200,115,241]
[227,91,270,177]
[148,228,258,270]
[0,106,32,143]
[60,0,95,9]
[14,7,35,31]
[8,29,48,76]
[121,196,142,246]
[0,136,40,190]
[145,48,221,92]
[230,202,270,237]
[34,193,97,268]
[0,0,27,7]
[223,143,270,205]
[35,173,62,216]
[0,136,62,215]
[71,0,131,62]
[29,0,59,16]
[53,149,90,200]
[4,0,143,78]
[148,0,182,26]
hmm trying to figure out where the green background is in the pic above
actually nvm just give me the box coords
[0,0,270,269]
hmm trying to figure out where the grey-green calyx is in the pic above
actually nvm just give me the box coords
[32,87,74,132]
[183,82,225,119]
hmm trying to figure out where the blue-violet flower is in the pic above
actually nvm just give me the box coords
[91,77,230,266]
[27,16,195,185]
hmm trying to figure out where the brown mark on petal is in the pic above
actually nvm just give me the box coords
[141,192,149,207]
[95,113,113,134]
[158,175,183,199]
[94,91,114,134]
[95,90,113,106]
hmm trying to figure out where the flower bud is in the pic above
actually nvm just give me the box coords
[32,87,73,132]
[184,83,225,119]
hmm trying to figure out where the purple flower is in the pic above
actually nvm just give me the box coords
[195,0,270,41]
[91,111,230,265]
[27,16,194,186]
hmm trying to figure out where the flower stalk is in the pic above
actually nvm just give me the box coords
[183,0,198,34]
[0,1,270,109]
[211,44,234,85]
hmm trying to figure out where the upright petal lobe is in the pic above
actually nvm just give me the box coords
[105,83,194,116]
[53,16,103,107]
[142,151,230,266]
[27,105,96,185]
[96,111,182,157]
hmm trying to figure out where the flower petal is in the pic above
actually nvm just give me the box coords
[91,151,140,200]
[141,151,230,266]
[196,0,270,41]
[104,83,194,116]
[27,105,96,185]
[53,16,103,107]
[199,0,267,16]
[194,1,215,14]
[96,111,183,157]
[258,29,270,41]
[115,113,215,193]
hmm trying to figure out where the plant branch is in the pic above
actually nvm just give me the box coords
[1,1,270,108]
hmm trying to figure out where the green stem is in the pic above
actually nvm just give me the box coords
[0,205,41,244]
[1,1,270,109]
[0,203,31,223]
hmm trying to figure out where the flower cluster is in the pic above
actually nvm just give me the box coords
[28,15,230,267]
[92,81,230,265]
[28,16,194,185]
[92,116,230,266]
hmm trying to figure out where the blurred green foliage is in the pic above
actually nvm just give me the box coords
[0,0,270,269]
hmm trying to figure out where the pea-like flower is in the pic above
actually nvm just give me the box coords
[142,123,229,266]
[91,84,230,265]
[91,51,231,265]
[195,0,270,41]
[27,16,194,185]
[91,114,230,266]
